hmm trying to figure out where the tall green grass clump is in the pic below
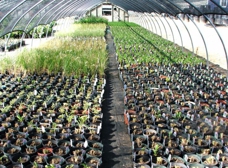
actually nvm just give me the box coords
[55,23,106,37]
[78,16,108,24]
[0,23,108,77]
[15,37,107,77]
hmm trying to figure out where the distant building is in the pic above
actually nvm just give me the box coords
[86,2,129,22]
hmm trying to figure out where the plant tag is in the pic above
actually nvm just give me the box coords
[156,127,159,133]
[132,141,134,150]
[135,91,138,97]
[74,116,77,122]
[196,126,201,133]
[223,111,227,118]
[191,114,194,121]
[214,132,218,139]
[180,144,184,151]
[133,152,136,161]
[101,89,104,98]
[216,152,220,160]
[161,92,164,99]
[167,154,171,162]
[151,115,155,122]
[170,127,173,133]
[184,154,188,162]
[32,105,35,111]
[220,119,224,125]
[220,133,224,139]
[127,126,130,135]
[124,84,127,90]
[188,134,190,141]
[225,147,228,153]
[220,162,223,168]
[173,131,177,137]
[41,126,45,133]
[87,113,90,120]
[163,138,166,146]
[21,163,23,168]
[99,98,101,105]
[34,90,38,96]
[98,124,102,134]
[162,113,165,118]
[96,127,100,134]
[84,140,88,148]
[70,139,73,147]
[56,124,62,128]
[187,113,190,119]
[177,85,180,90]
[147,106,151,111]
[74,87,78,95]
[192,137,195,144]
[130,134,133,141]
[165,148,169,155]
[182,94,184,100]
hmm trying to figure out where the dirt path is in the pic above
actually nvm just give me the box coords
[100,27,133,168]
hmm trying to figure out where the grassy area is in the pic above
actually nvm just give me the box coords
[108,22,139,27]
[110,22,205,65]
[77,16,108,24]
[55,23,106,38]
[0,23,108,77]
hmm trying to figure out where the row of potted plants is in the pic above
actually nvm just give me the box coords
[0,39,25,52]
[0,21,108,168]
[109,22,228,168]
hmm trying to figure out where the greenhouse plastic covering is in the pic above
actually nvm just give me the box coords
[0,0,228,37]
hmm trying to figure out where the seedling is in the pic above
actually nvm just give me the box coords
[153,144,160,156]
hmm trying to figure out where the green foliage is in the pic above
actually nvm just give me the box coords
[55,23,106,37]
[76,115,88,129]
[16,114,24,122]
[174,111,182,119]
[78,16,108,24]
[108,21,139,27]
[45,164,55,168]
[153,144,160,156]
[28,21,55,38]
[110,22,205,65]
[14,37,107,77]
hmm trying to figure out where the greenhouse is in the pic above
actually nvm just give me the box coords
[0,0,228,168]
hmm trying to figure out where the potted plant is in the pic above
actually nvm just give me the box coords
[11,154,30,165]
[47,156,65,166]
[0,154,11,166]
[37,147,53,156]
[65,155,84,165]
